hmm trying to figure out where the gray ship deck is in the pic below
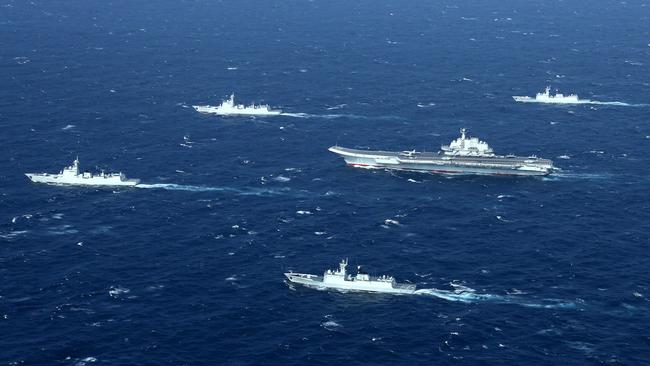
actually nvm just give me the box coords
[331,146,552,166]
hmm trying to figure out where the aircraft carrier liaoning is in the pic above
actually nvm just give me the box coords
[328,128,554,176]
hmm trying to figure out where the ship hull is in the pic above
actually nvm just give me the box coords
[284,273,416,295]
[193,105,282,116]
[26,174,140,187]
[329,146,552,176]
[513,96,582,104]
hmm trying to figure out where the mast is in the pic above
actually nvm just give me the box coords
[460,128,466,148]
[339,258,348,275]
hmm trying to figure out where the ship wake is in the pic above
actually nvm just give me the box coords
[586,100,648,107]
[545,172,611,181]
[280,112,400,120]
[414,285,577,309]
[135,183,290,196]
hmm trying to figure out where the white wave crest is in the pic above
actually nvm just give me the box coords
[417,102,436,108]
[272,175,291,182]
[321,320,342,331]
[384,219,400,226]
[326,104,347,110]
[0,230,29,239]
[108,286,130,298]
[74,357,97,366]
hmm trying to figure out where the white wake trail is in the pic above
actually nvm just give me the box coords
[586,100,648,107]
[135,183,288,196]
[548,172,611,180]
[414,288,577,309]
[280,112,400,120]
[279,112,311,118]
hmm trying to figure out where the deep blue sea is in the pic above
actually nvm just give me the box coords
[1,0,649,365]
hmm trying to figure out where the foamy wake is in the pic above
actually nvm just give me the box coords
[280,112,399,120]
[587,101,648,107]
[414,286,577,309]
[579,99,650,107]
[545,172,611,181]
[135,183,288,196]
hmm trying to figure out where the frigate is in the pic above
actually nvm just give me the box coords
[329,128,554,176]
[513,86,581,104]
[25,158,140,187]
[193,94,282,116]
[284,259,416,294]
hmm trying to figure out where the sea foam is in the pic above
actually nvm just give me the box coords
[135,183,288,196]
[414,285,577,309]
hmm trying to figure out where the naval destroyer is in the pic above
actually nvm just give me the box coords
[193,94,282,116]
[285,259,416,294]
[513,86,581,104]
[329,128,554,176]
[26,158,140,187]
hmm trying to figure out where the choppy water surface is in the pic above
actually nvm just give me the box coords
[1,1,649,365]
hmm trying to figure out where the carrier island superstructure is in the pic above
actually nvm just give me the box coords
[329,128,554,176]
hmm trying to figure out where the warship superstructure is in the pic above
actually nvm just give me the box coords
[193,94,282,116]
[329,128,554,176]
[284,259,416,294]
[513,86,581,104]
[26,158,140,187]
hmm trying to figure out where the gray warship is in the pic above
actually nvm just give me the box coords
[284,259,416,294]
[26,158,140,187]
[329,128,554,176]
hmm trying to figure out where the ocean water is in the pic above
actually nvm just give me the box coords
[1,0,649,364]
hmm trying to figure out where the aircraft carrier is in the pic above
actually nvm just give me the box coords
[329,128,554,176]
